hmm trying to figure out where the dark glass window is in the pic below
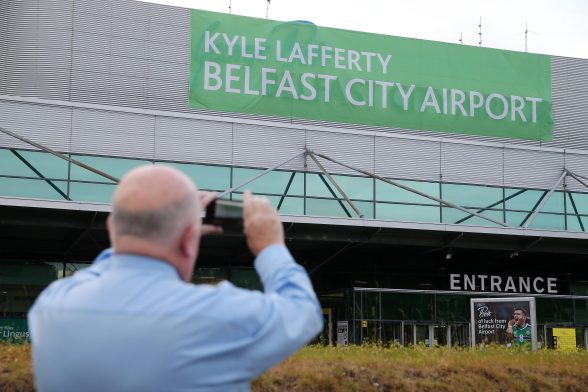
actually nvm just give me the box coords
[381,292,434,321]
[536,298,574,324]
[361,291,380,320]
[435,294,470,322]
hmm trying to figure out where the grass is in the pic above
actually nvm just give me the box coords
[2,343,588,391]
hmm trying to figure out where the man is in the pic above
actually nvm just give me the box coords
[28,165,323,392]
[506,307,532,348]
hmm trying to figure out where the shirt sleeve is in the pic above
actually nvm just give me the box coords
[240,244,324,377]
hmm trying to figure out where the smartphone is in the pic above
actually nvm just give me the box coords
[203,199,243,228]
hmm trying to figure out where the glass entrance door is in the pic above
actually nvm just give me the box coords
[403,323,433,346]
[381,322,402,346]
[433,325,447,346]
[449,324,470,347]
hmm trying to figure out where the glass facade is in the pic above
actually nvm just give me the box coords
[341,289,588,348]
[2,147,588,348]
[0,261,262,343]
[2,147,588,232]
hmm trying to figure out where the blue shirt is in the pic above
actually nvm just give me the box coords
[28,245,323,392]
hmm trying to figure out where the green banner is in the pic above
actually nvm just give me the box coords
[189,10,553,141]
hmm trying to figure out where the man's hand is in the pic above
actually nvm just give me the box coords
[507,319,515,327]
[199,191,223,236]
[243,190,284,255]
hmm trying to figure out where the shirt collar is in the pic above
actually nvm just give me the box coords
[109,253,180,280]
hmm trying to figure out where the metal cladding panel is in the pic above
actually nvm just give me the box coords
[107,74,147,98]
[504,148,565,190]
[37,48,71,69]
[110,17,149,41]
[546,56,588,151]
[37,29,73,50]
[111,0,151,21]
[148,41,189,64]
[110,56,148,78]
[292,119,540,148]
[147,79,186,101]
[71,108,155,159]
[72,51,110,74]
[564,152,588,193]
[110,36,148,59]
[441,143,503,186]
[73,32,110,55]
[148,60,188,82]
[375,137,440,182]
[75,0,112,15]
[305,130,374,175]
[149,3,189,26]
[73,12,111,36]
[34,70,72,101]
[148,23,190,46]
[0,100,72,152]
[232,124,305,171]
[155,117,232,165]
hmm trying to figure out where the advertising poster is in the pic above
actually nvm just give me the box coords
[470,297,537,350]
[337,321,348,346]
[552,328,577,351]
[0,318,30,343]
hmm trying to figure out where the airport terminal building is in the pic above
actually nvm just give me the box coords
[1,0,588,348]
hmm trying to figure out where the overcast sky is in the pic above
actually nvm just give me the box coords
[141,0,588,59]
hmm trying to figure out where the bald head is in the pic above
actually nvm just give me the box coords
[111,165,200,245]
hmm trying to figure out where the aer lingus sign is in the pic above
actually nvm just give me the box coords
[189,9,553,141]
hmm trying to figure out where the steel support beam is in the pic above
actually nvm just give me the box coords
[311,151,510,227]
[217,150,305,199]
[0,126,120,183]
[309,152,363,218]
[523,170,567,228]
[277,172,296,211]
[10,149,71,201]
[455,189,527,225]
[317,174,352,218]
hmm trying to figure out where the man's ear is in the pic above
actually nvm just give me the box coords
[179,223,199,259]
[106,214,114,244]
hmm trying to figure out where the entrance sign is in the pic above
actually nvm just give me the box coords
[189,9,553,141]
[450,274,558,294]
[552,328,576,351]
[470,297,537,350]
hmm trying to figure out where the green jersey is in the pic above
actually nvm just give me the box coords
[512,323,532,346]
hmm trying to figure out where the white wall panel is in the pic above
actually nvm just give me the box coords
[375,137,440,182]
[147,60,187,82]
[233,124,305,170]
[75,0,111,16]
[149,3,189,26]
[110,36,148,59]
[441,143,503,186]
[110,56,148,78]
[504,149,565,189]
[148,41,188,64]
[306,131,374,175]
[71,108,155,158]
[0,100,72,152]
[111,0,150,21]
[73,12,111,36]
[564,152,588,193]
[73,32,110,55]
[110,17,149,41]
[148,23,189,46]
[147,79,186,101]
[155,117,232,165]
